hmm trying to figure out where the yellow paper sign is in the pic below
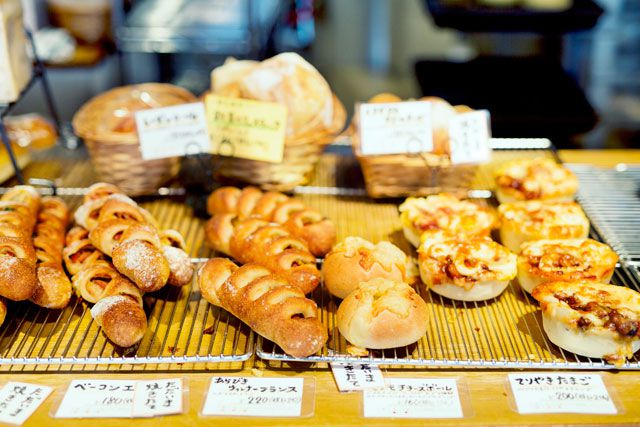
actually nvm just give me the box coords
[205,94,287,163]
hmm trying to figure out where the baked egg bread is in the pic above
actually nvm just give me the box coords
[418,236,516,301]
[399,193,497,248]
[498,201,589,253]
[494,157,578,204]
[532,281,640,364]
[321,237,414,299]
[517,239,618,294]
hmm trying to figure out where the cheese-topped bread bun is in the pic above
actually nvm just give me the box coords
[399,193,497,248]
[418,236,516,301]
[532,281,640,364]
[494,157,578,204]
[498,201,589,253]
[518,239,618,294]
[321,237,415,299]
[337,278,428,349]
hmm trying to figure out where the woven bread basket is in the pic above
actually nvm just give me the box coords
[73,83,196,196]
[214,94,346,191]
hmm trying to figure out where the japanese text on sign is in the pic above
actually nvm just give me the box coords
[202,376,304,417]
[508,373,616,414]
[448,110,491,164]
[358,101,433,156]
[0,382,52,425]
[132,379,183,417]
[330,363,384,391]
[363,378,463,419]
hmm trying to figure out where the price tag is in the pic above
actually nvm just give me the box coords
[358,101,433,156]
[363,378,463,419]
[135,102,210,160]
[202,376,304,417]
[448,110,491,164]
[132,379,183,417]
[205,94,287,163]
[0,382,52,425]
[55,380,136,418]
[330,363,384,391]
[508,373,616,414]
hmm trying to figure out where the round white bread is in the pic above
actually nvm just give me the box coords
[532,281,640,364]
[418,237,516,302]
[498,201,589,253]
[322,237,412,299]
[336,278,428,349]
[517,239,618,294]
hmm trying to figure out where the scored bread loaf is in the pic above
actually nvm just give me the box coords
[197,258,327,358]
[205,213,320,294]
[207,186,336,257]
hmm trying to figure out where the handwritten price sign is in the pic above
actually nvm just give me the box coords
[0,382,52,425]
[330,363,384,391]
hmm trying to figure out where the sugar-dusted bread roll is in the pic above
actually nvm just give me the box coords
[322,237,414,299]
[419,236,516,301]
[336,278,428,349]
[399,193,497,248]
[494,157,578,204]
[91,295,147,348]
[532,281,640,365]
[498,201,589,253]
[517,239,618,294]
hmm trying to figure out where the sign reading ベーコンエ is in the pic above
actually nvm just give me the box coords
[205,94,288,164]
[358,101,433,156]
[135,102,210,160]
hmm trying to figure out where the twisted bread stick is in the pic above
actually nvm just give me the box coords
[197,258,327,358]
[205,214,320,294]
[207,186,336,257]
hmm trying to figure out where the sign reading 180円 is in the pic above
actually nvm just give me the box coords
[358,101,433,156]
[205,94,288,164]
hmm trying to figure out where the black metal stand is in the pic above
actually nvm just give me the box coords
[0,30,65,185]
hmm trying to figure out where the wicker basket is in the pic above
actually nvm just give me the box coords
[214,95,346,191]
[73,83,196,196]
[351,130,477,199]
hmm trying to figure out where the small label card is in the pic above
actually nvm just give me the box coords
[363,378,463,419]
[508,373,617,415]
[55,380,136,418]
[202,376,304,417]
[135,102,210,160]
[132,379,183,417]
[0,382,53,425]
[358,101,433,156]
[448,110,491,164]
[205,94,287,163]
[330,363,384,391]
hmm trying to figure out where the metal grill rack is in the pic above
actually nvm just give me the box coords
[257,161,640,370]
[0,194,253,368]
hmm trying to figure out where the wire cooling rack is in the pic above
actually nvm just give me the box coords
[257,162,640,370]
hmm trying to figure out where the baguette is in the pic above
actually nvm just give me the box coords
[197,258,327,358]
[207,186,336,257]
[205,213,320,294]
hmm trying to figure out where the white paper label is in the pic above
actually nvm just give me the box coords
[202,377,304,417]
[449,110,491,164]
[0,382,52,425]
[132,379,183,417]
[55,380,136,418]
[363,378,463,419]
[508,373,616,414]
[330,363,385,391]
[359,101,433,156]
[136,102,210,160]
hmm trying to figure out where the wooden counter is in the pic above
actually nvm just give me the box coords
[1,148,639,426]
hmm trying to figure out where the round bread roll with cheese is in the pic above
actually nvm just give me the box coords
[497,201,589,253]
[494,157,578,204]
[418,236,516,301]
[517,239,618,294]
[336,278,428,350]
[399,193,497,248]
[532,281,640,364]
[322,237,414,299]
